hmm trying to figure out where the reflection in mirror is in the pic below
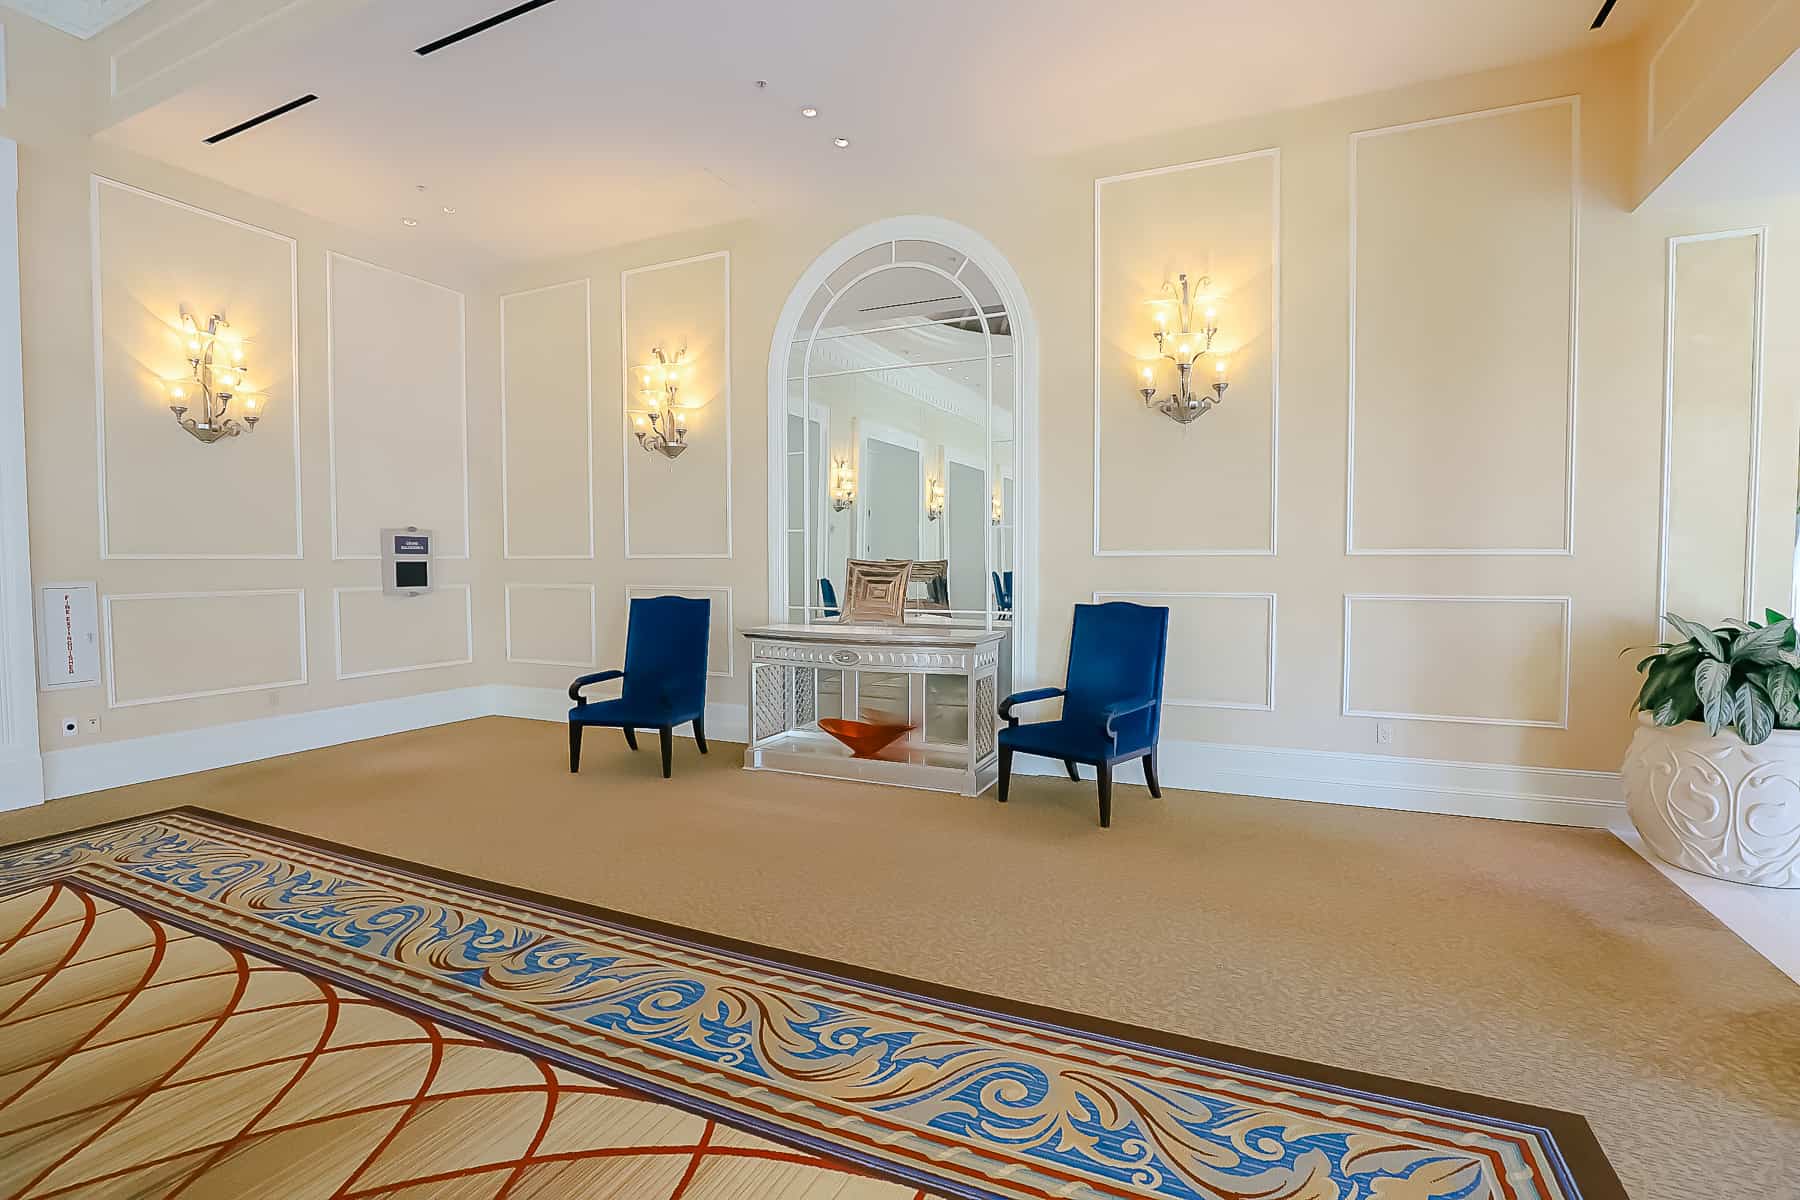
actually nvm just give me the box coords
[781,238,1021,739]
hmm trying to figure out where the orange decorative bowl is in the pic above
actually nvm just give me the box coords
[818,718,913,758]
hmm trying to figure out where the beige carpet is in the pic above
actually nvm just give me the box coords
[3,717,1795,1198]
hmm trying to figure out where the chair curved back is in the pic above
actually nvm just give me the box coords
[622,596,710,716]
[1062,602,1169,753]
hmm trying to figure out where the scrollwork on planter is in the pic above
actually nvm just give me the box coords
[1623,717,1800,888]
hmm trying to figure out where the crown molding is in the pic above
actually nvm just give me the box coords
[1,0,155,38]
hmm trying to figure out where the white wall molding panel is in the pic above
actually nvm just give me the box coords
[620,251,732,559]
[92,177,302,560]
[1347,97,1579,555]
[327,251,470,560]
[104,589,308,707]
[1094,591,1275,710]
[0,139,40,810]
[505,583,597,669]
[502,279,593,559]
[333,585,474,679]
[1659,228,1767,624]
[1093,150,1280,556]
[1342,594,1573,729]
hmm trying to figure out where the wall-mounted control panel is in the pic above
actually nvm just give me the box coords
[380,527,434,596]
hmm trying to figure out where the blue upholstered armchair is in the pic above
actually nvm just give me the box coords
[819,578,841,619]
[568,595,710,778]
[997,601,1169,827]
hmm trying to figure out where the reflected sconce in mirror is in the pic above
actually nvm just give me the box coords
[925,475,946,522]
[991,485,1004,527]
[830,456,857,511]
[1136,272,1230,425]
[166,310,260,444]
[632,343,690,459]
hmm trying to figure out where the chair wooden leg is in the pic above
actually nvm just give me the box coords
[1144,752,1162,799]
[1097,762,1113,828]
[568,724,582,773]
[659,727,674,778]
[997,748,1013,803]
[1062,759,1080,781]
[622,727,638,751]
[693,716,708,754]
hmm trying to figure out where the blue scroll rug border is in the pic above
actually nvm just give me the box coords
[0,807,1630,1200]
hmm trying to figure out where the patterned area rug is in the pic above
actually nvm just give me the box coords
[0,809,1627,1200]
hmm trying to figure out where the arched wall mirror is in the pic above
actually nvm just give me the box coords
[767,219,1037,724]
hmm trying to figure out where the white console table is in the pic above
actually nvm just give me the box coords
[742,622,1006,796]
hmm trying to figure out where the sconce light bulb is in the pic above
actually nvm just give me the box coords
[647,395,659,409]
[634,416,646,427]
[188,339,202,352]
[169,385,186,400]
[245,397,258,411]
[1141,366,1153,382]
[1205,307,1217,321]
[1215,359,1227,374]
[1155,311,1167,328]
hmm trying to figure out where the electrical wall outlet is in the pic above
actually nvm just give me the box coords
[1375,721,1394,746]
[60,718,78,737]
[84,715,101,734]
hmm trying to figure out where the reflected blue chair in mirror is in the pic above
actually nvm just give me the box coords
[991,571,1014,613]
[568,595,710,779]
[820,578,840,619]
[997,601,1169,827]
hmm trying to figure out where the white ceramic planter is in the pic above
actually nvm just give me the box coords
[1622,715,1800,889]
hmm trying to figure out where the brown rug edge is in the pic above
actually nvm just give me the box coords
[3,804,1631,1199]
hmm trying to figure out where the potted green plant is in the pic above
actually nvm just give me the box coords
[1621,611,1800,888]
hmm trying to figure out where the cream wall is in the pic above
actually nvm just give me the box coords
[0,9,504,764]
[5,9,1798,795]
[493,44,1800,775]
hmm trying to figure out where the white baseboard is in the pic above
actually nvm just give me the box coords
[42,687,494,801]
[1,747,44,812]
[1014,738,1623,828]
[34,686,749,804]
[26,684,1615,829]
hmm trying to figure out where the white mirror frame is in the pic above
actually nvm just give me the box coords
[765,216,1039,684]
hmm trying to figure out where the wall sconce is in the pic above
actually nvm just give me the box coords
[925,475,946,522]
[1137,272,1229,425]
[166,311,260,444]
[632,343,689,459]
[830,456,857,511]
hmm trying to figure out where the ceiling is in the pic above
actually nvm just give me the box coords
[1645,48,1800,208]
[97,0,1648,265]
[1,0,152,38]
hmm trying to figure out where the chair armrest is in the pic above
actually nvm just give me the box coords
[1096,696,1157,739]
[999,686,1065,727]
[569,670,624,703]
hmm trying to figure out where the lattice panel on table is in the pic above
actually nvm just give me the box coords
[975,674,997,758]
[753,663,790,740]
[793,667,818,727]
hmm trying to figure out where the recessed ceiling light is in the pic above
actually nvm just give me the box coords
[834,137,850,148]
[442,206,457,215]
[801,106,818,118]
[402,217,418,227]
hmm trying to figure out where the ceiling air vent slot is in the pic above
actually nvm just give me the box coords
[204,94,319,144]
[415,0,561,56]
[1590,0,1619,29]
